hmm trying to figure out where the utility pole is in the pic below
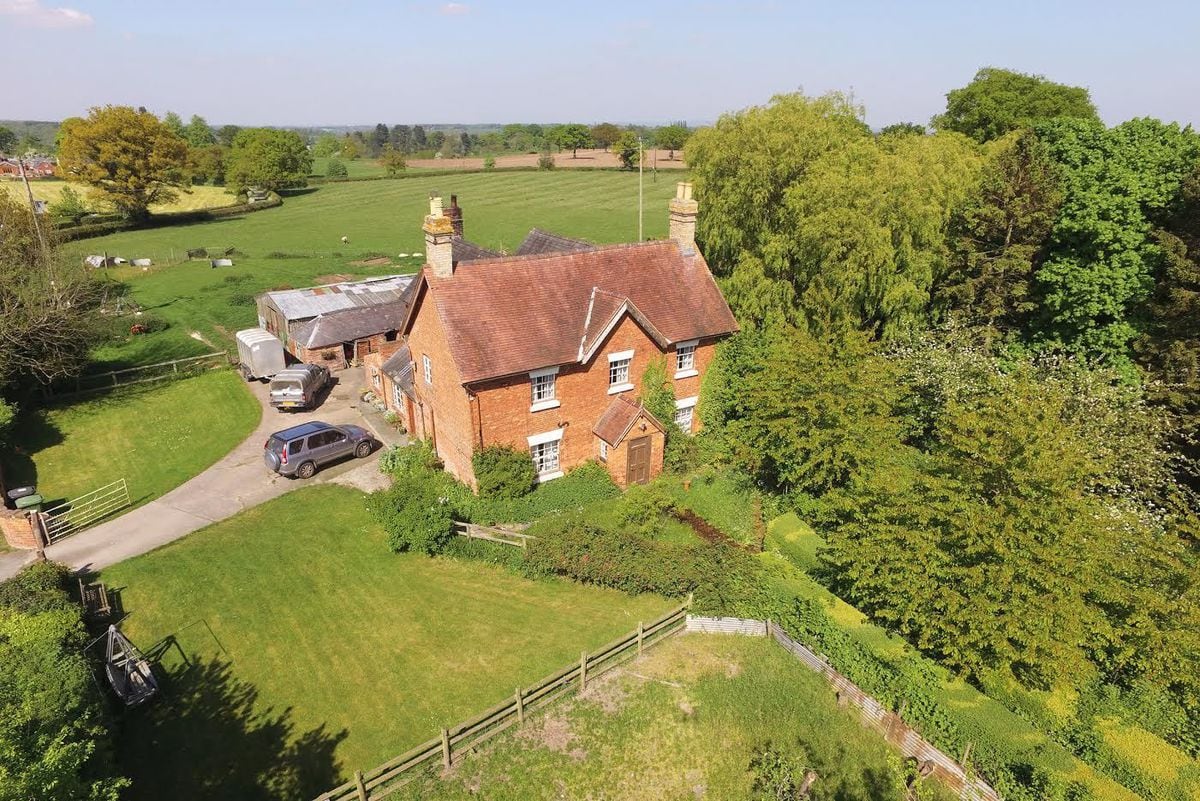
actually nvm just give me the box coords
[637,135,643,242]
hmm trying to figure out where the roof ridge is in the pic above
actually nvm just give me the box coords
[455,239,673,270]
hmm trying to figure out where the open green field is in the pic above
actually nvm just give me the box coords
[1,178,234,213]
[395,634,955,801]
[1,369,259,506]
[70,171,679,369]
[310,156,388,179]
[100,485,671,801]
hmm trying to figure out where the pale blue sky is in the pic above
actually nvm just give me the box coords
[2,0,1196,128]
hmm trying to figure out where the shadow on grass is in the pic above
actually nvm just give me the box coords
[118,655,348,801]
[0,408,62,492]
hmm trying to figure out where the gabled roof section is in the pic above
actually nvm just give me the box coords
[289,299,410,349]
[593,395,666,446]
[515,228,595,257]
[381,343,414,395]
[417,240,738,384]
[451,236,500,264]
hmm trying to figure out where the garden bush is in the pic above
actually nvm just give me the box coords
[326,159,348,178]
[365,471,454,554]
[472,445,536,499]
[456,462,619,524]
[378,441,441,478]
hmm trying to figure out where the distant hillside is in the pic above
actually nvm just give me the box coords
[0,120,60,152]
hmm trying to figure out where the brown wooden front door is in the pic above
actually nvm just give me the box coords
[626,436,651,486]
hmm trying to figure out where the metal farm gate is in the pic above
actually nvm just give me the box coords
[41,479,131,542]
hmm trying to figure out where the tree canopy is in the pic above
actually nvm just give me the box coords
[223,128,312,193]
[553,123,592,157]
[57,105,189,220]
[933,67,1099,142]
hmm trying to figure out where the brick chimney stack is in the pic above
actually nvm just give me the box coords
[445,194,464,237]
[668,181,698,255]
[424,196,455,278]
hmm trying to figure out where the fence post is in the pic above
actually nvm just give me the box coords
[440,727,451,770]
[765,619,773,639]
[515,687,524,724]
[354,770,367,801]
[960,741,972,767]
[579,650,587,689]
[636,622,644,655]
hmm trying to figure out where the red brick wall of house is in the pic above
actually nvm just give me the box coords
[405,284,477,485]
[291,343,345,370]
[600,412,665,488]
[468,316,714,480]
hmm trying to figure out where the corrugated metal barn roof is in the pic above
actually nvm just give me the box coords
[264,275,415,320]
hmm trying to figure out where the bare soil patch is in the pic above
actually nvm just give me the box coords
[350,257,391,267]
[313,273,354,284]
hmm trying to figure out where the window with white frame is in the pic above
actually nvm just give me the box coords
[422,354,432,385]
[675,396,698,433]
[392,383,404,410]
[529,366,560,411]
[598,440,608,461]
[527,429,563,480]
[675,340,698,377]
[607,349,634,393]
[371,368,381,388]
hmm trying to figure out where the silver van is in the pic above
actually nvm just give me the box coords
[268,364,330,411]
[263,421,374,478]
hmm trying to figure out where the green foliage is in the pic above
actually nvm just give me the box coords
[378,441,442,478]
[1031,117,1200,367]
[366,471,454,554]
[617,483,676,537]
[325,158,348,178]
[0,125,16,153]
[0,565,126,801]
[537,151,555,170]
[653,122,690,157]
[378,144,406,176]
[483,155,496,170]
[57,105,189,220]
[639,358,675,431]
[879,122,927,137]
[589,122,621,150]
[553,123,592,156]
[723,327,905,494]
[457,462,620,525]
[311,133,340,158]
[933,67,1099,143]
[0,397,14,443]
[689,92,982,334]
[48,184,89,223]
[184,114,215,148]
[187,144,227,186]
[935,130,1064,345]
[472,444,536,499]
[224,128,312,193]
[612,131,640,170]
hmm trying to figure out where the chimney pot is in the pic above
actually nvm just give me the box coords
[445,194,464,237]
[423,195,455,278]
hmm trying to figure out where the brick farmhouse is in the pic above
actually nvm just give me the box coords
[369,184,738,488]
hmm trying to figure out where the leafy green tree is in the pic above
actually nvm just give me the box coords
[16,134,41,155]
[184,114,215,147]
[458,131,471,156]
[162,110,186,137]
[390,124,412,152]
[187,144,227,185]
[57,105,188,220]
[723,327,906,494]
[0,564,126,801]
[1032,117,1200,367]
[311,133,339,158]
[554,123,592,157]
[612,130,640,170]
[878,122,926,137]
[427,130,446,152]
[224,128,312,192]
[378,144,406,176]
[371,123,389,156]
[412,124,427,150]
[0,126,15,153]
[590,122,621,150]
[216,124,241,147]
[338,133,362,160]
[325,158,347,178]
[654,122,690,159]
[933,66,1099,142]
[934,130,1063,346]
[47,185,88,223]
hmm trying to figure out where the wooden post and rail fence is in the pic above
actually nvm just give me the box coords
[313,600,690,801]
[451,521,533,549]
[40,351,229,399]
[314,604,997,801]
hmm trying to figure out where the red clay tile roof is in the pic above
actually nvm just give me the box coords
[593,395,666,445]
[414,240,738,384]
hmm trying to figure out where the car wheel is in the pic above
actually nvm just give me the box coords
[296,461,317,479]
[354,441,372,458]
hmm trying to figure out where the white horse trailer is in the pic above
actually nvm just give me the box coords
[235,328,286,380]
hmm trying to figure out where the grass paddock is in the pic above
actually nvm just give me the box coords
[100,484,671,801]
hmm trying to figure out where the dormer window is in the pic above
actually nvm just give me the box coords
[674,339,698,378]
[607,350,634,394]
[530,367,560,412]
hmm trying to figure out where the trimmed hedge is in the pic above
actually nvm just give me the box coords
[56,193,282,242]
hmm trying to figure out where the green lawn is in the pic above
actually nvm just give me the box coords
[69,172,679,369]
[100,484,671,801]
[310,156,388,179]
[1,369,259,506]
[1,178,235,213]
[394,634,956,801]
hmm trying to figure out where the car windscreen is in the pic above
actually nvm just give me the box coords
[270,380,303,393]
[266,436,286,454]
